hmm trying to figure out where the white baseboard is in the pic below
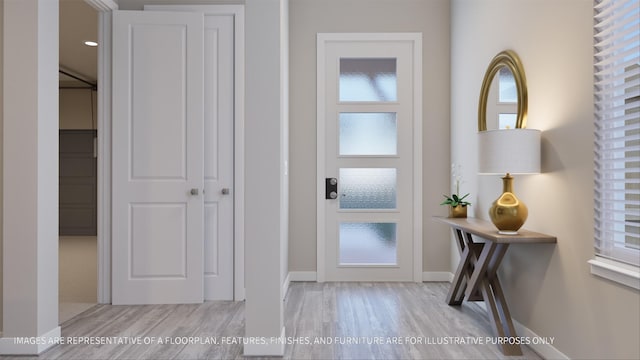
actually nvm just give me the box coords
[289,271,452,283]
[288,271,317,282]
[282,271,317,301]
[422,271,454,282]
[0,326,61,355]
[474,302,568,360]
[243,326,285,357]
[512,318,568,360]
[284,271,452,295]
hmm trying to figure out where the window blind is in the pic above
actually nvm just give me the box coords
[594,0,640,266]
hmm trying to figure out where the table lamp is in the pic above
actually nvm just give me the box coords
[478,129,540,234]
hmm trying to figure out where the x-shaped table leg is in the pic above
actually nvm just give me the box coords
[446,229,483,305]
[448,229,523,356]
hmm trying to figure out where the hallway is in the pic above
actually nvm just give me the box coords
[12,282,541,360]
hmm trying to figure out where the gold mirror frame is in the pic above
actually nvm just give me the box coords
[478,50,528,131]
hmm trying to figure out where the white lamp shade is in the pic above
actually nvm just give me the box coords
[478,129,541,174]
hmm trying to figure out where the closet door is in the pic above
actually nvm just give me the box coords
[111,10,204,304]
[145,5,240,301]
[201,13,235,300]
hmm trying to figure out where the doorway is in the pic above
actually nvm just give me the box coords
[58,0,99,322]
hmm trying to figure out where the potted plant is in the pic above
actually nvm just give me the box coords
[441,163,471,218]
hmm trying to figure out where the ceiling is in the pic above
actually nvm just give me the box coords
[59,0,98,88]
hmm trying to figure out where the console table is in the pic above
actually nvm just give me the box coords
[433,217,556,356]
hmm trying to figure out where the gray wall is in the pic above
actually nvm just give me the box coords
[288,0,451,273]
[451,0,640,358]
[60,89,97,130]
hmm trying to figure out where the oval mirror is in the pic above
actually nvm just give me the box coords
[478,50,528,131]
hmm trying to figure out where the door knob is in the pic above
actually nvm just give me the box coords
[329,191,338,199]
[190,188,199,196]
[221,188,230,195]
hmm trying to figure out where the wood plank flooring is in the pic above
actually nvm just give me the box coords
[6,282,542,359]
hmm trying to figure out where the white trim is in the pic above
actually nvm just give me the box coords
[316,33,423,283]
[512,318,569,360]
[412,34,423,283]
[316,34,327,283]
[289,271,318,282]
[474,302,568,360]
[282,272,318,299]
[83,0,120,309]
[422,271,454,282]
[243,327,286,357]
[0,326,61,355]
[232,6,246,302]
[588,256,640,290]
[284,271,454,286]
[84,0,118,12]
[96,10,112,305]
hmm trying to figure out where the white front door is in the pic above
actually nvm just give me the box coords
[112,10,205,304]
[317,34,423,282]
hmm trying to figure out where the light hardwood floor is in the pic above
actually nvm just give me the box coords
[11,282,542,359]
[59,236,97,324]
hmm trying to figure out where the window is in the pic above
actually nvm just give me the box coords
[498,67,517,103]
[592,0,640,288]
[498,68,517,129]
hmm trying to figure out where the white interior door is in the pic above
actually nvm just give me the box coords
[145,5,238,301]
[112,10,204,305]
[318,34,422,282]
[201,13,234,301]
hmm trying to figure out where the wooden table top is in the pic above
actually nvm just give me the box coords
[432,216,557,244]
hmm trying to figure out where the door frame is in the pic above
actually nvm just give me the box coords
[91,1,246,303]
[316,33,423,283]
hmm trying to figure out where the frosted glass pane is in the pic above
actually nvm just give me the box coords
[498,67,517,103]
[339,222,397,265]
[499,113,517,129]
[339,113,397,155]
[340,58,397,102]
[340,168,396,209]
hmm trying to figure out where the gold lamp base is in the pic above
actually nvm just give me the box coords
[489,174,528,234]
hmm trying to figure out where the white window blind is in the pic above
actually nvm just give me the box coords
[594,0,640,266]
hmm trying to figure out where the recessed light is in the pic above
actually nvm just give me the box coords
[84,41,98,47]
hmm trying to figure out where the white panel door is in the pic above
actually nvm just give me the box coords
[144,5,238,301]
[202,14,234,301]
[318,34,422,282]
[112,10,204,304]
